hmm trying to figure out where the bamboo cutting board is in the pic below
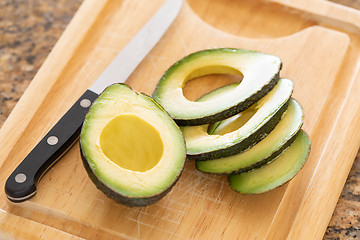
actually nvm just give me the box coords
[1,0,360,239]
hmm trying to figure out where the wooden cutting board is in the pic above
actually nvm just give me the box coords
[1,0,360,239]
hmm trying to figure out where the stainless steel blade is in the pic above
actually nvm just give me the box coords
[89,0,183,94]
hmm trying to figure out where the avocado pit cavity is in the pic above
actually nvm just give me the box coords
[100,114,164,172]
[209,106,257,135]
[182,65,243,102]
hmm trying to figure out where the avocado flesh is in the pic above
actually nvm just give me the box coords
[228,130,311,194]
[152,48,282,126]
[181,78,294,160]
[196,99,304,174]
[80,84,186,206]
[208,106,257,136]
[100,114,164,172]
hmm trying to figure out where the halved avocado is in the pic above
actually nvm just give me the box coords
[181,78,294,161]
[152,48,282,126]
[80,84,186,207]
[228,130,311,194]
[196,98,304,175]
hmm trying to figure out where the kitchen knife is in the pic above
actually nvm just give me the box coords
[5,0,183,202]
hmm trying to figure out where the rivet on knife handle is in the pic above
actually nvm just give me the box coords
[5,90,98,202]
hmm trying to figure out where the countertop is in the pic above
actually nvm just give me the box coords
[0,0,359,239]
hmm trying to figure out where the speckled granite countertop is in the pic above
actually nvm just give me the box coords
[0,0,359,239]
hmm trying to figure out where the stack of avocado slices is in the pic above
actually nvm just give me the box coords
[152,48,311,194]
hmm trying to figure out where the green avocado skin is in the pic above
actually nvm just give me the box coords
[80,147,183,207]
[175,74,280,126]
[188,99,290,161]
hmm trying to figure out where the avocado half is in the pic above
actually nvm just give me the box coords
[80,84,186,207]
[196,98,304,175]
[181,78,294,161]
[152,48,282,126]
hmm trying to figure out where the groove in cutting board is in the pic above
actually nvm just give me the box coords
[188,0,316,38]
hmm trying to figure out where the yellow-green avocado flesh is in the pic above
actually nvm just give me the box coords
[181,78,294,161]
[196,98,304,174]
[80,84,186,207]
[152,48,282,126]
[228,130,311,194]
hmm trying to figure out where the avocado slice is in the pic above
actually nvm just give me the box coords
[181,78,294,161]
[228,130,311,194]
[152,48,282,126]
[196,98,304,175]
[80,84,186,207]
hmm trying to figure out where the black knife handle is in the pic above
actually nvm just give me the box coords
[5,89,98,202]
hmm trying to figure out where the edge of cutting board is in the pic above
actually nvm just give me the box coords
[266,1,360,239]
[0,211,83,240]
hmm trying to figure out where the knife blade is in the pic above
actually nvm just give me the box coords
[5,0,183,202]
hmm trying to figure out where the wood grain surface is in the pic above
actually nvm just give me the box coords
[0,0,360,239]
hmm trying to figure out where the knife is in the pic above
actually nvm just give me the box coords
[5,0,183,202]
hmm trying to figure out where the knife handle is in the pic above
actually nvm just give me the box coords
[5,89,98,202]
